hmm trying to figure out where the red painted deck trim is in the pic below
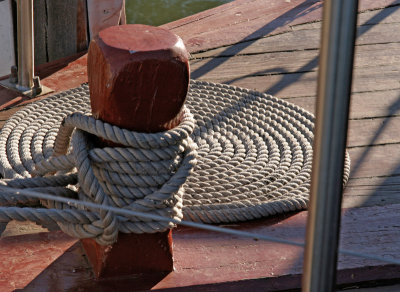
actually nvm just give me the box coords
[1,204,399,291]
[0,231,77,291]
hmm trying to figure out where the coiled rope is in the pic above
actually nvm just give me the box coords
[0,80,350,245]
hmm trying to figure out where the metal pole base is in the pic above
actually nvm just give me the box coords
[0,72,53,98]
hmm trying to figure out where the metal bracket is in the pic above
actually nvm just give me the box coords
[0,66,53,98]
[0,0,54,98]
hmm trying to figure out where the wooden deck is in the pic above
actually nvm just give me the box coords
[0,0,399,291]
[163,0,400,210]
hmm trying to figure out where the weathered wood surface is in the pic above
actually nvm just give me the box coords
[0,0,399,290]
[162,0,400,53]
[176,1,400,208]
[189,43,400,84]
[87,0,126,39]
[33,0,47,66]
[76,0,89,52]
[0,0,15,77]
[1,203,400,291]
[33,0,88,65]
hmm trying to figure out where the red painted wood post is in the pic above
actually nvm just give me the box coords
[81,24,190,278]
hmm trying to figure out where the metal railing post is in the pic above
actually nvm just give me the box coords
[16,0,34,90]
[0,0,52,97]
[302,0,359,291]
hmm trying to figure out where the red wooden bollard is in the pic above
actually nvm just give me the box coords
[81,24,190,278]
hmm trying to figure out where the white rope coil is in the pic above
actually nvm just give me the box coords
[0,84,197,245]
[0,80,350,244]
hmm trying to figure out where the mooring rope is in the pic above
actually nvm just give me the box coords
[3,186,399,267]
[0,95,197,245]
[0,80,350,245]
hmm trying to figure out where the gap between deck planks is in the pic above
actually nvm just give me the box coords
[190,6,400,59]
[163,0,400,53]
[189,43,400,84]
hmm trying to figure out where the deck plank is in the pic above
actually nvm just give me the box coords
[0,52,87,111]
[285,90,400,120]
[4,203,400,291]
[164,0,400,53]
[193,13,400,58]
[348,144,400,178]
[343,176,400,208]
[190,42,400,81]
[164,0,323,53]
[214,64,400,98]
[347,116,400,147]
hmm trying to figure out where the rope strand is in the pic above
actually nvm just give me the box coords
[1,186,398,266]
[0,81,350,245]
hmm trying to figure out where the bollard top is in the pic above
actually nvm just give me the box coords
[88,24,190,133]
[99,24,185,53]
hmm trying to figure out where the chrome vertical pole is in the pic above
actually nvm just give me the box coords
[17,0,34,90]
[0,0,52,96]
[302,0,358,291]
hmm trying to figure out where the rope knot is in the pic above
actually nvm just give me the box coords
[34,107,197,245]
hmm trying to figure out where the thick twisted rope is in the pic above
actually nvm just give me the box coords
[0,86,197,244]
[0,81,350,243]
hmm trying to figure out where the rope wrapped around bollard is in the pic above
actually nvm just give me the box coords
[0,81,351,245]
[0,93,197,245]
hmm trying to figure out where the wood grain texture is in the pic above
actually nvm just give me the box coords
[348,144,400,178]
[190,42,400,81]
[348,116,400,147]
[46,0,78,61]
[193,20,400,59]
[87,0,124,39]
[3,204,400,291]
[163,0,400,54]
[0,231,78,292]
[88,25,190,132]
[343,176,400,208]
[33,0,88,65]
[285,90,400,120]
[33,0,47,65]
[76,0,89,52]
[212,64,400,99]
